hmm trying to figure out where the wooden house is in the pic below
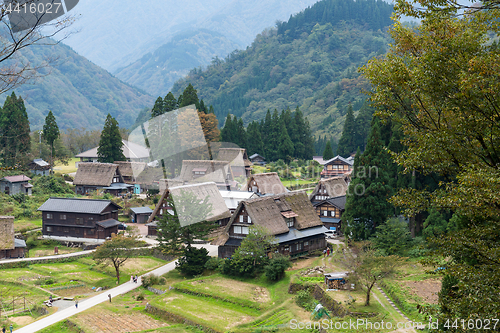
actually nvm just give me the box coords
[309,176,349,203]
[320,156,353,179]
[28,159,50,176]
[219,190,258,217]
[130,206,153,223]
[313,196,346,233]
[176,160,237,190]
[147,182,232,227]
[215,191,328,259]
[249,153,266,166]
[0,175,32,196]
[215,148,252,178]
[115,161,146,184]
[38,198,122,242]
[0,216,26,259]
[73,162,133,196]
[242,172,287,196]
[75,140,150,164]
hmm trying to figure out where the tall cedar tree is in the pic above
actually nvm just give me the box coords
[42,110,60,173]
[336,104,357,157]
[179,83,200,108]
[246,121,264,156]
[98,114,126,163]
[278,120,294,162]
[343,119,393,240]
[0,92,30,167]
[164,92,178,112]
[322,140,334,160]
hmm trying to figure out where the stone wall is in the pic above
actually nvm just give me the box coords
[0,216,14,250]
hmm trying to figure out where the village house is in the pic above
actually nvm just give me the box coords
[73,162,133,196]
[146,182,232,235]
[219,190,258,217]
[215,147,252,178]
[38,198,122,242]
[0,216,26,259]
[130,206,153,224]
[309,176,349,203]
[249,153,266,166]
[28,158,50,176]
[320,155,353,179]
[310,176,349,233]
[174,160,237,190]
[215,191,328,258]
[75,140,150,164]
[0,175,33,196]
[115,161,147,194]
[242,172,288,196]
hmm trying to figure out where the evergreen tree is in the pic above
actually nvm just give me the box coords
[220,114,235,143]
[98,114,126,163]
[163,92,178,112]
[337,104,357,157]
[246,121,264,156]
[0,92,30,167]
[267,110,281,161]
[278,120,294,162]
[353,103,373,151]
[343,119,394,240]
[151,96,164,118]
[179,83,200,108]
[42,110,60,173]
[323,140,334,160]
[234,117,247,149]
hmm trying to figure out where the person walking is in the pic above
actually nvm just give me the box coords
[323,248,327,257]
[108,294,112,302]
[9,325,13,333]
[327,247,330,256]
[134,275,138,283]
[3,326,6,333]
[75,299,78,309]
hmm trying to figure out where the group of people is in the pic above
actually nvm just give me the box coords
[2,325,13,333]
[131,275,139,283]
[323,247,331,257]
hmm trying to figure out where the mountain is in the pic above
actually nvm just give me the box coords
[114,29,240,98]
[63,0,322,73]
[171,0,393,140]
[0,42,154,131]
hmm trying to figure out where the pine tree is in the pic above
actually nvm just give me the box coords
[337,104,357,157]
[163,92,178,112]
[267,110,281,161]
[0,92,31,167]
[343,119,394,240]
[98,114,126,163]
[353,103,373,151]
[323,140,334,160]
[42,110,59,173]
[278,120,294,162]
[220,114,235,143]
[246,121,264,156]
[151,96,164,118]
[179,83,200,108]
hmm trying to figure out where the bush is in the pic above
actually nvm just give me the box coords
[176,247,209,277]
[141,274,166,288]
[136,293,145,301]
[295,290,315,311]
[264,254,291,281]
[204,257,222,271]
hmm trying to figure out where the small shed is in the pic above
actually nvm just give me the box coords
[0,175,32,196]
[324,272,348,290]
[146,221,158,236]
[29,159,50,176]
[130,207,153,223]
[249,153,266,166]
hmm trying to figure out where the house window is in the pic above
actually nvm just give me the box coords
[286,217,294,228]
[46,213,53,219]
[234,226,242,234]
[46,226,53,232]
[304,241,308,246]
[60,214,66,220]
[87,229,94,235]
[239,215,244,223]
[296,243,302,251]
[241,226,249,235]
[248,216,251,224]
[323,211,328,216]
[75,218,83,225]
[63,228,69,233]
[331,211,335,217]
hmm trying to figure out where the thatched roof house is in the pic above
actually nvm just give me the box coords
[147,182,231,227]
[73,163,131,195]
[176,160,236,190]
[216,191,327,258]
[115,161,146,183]
[75,140,150,163]
[0,216,26,259]
[310,176,350,203]
[320,155,353,179]
[215,148,252,178]
[242,172,287,195]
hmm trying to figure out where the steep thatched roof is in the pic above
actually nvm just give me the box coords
[73,163,119,186]
[148,182,231,224]
[215,148,252,167]
[115,161,146,178]
[310,176,349,200]
[178,160,233,184]
[242,172,287,195]
[75,140,149,160]
[135,166,164,186]
[219,191,323,243]
[0,216,14,250]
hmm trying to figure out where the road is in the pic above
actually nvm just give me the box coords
[15,244,217,333]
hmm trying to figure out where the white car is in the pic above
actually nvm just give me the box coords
[324,230,336,239]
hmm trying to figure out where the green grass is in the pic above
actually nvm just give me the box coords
[13,218,42,232]
[38,320,84,333]
[52,157,79,175]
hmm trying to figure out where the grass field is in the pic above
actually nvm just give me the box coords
[52,157,79,175]
[13,218,42,232]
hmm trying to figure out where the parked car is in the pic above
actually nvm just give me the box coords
[118,223,128,230]
[324,230,336,239]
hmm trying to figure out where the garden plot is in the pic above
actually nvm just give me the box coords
[403,278,441,304]
[76,310,169,333]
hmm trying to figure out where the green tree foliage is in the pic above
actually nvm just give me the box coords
[278,120,294,162]
[322,140,334,160]
[172,0,393,139]
[164,92,178,112]
[343,120,394,240]
[422,208,447,240]
[97,114,126,163]
[178,83,200,108]
[157,190,217,255]
[42,110,60,173]
[151,96,165,118]
[370,217,411,256]
[336,104,357,157]
[361,0,500,321]
[92,234,141,284]
[0,92,31,168]
[245,121,264,156]
[264,254,292,281]
[176,246,209,277]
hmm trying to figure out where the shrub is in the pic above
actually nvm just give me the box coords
[142,274,166,288]
[136,293,145,301]
[295,290,315,311]
[264,254,291,281]
[176,247,209,277]
[204,257,222,271]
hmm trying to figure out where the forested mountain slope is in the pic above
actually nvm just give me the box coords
[171,0,393,140]
[0,42,154,131]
